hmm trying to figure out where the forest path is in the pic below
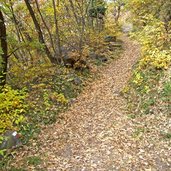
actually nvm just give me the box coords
[39,36,140,170]
[14,36,171,171]
[17,35,143,170]
[13,36,171,171]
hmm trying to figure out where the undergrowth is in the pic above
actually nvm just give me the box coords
[123,17,171,117]
[0,39,123,170]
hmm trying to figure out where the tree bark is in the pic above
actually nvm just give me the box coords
[35,0,56,54]
[52,0,62,63]
[24,0,57,63]
[0,10,8,87]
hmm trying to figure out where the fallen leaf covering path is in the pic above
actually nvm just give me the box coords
[12,36,171,171]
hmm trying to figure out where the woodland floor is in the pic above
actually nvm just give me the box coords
[10,36,171,171]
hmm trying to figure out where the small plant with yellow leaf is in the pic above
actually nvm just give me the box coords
[0,86,27,134]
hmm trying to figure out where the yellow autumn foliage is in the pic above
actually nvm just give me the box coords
[0,86,27,134]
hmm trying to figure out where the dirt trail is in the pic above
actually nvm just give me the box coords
[13,36,171,171]
[23,36,139,170]
[41,36,140,170]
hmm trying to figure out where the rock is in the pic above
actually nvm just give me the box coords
[98,55,108,62]
[0,131,22,153]
[104,35,116,42]
[63,56,76,68]
[108,42,122,51]
[89,52,108,62]
[73,77,82,85]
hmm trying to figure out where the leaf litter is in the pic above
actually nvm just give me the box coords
[8,36,171,171]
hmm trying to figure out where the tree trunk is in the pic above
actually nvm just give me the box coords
[24,0,57,63]
[52,0,62,63]
[35,0,56,55]
[0,10,8,87]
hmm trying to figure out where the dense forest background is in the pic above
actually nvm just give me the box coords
[0,0,118,134]
[0,0,171,169]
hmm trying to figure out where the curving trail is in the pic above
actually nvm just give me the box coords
[41,36,140,170]
[12,36,171,171]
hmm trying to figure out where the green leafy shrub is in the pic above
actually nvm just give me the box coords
[124,9,171,116]
[0,85,27,134]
